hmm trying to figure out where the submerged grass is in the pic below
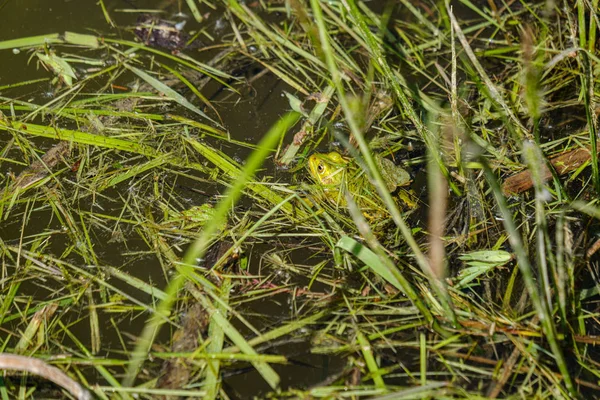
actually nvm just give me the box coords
[0,0,599,399]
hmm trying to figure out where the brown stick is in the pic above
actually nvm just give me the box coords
[502,143,599,195]
[0,354,92,399]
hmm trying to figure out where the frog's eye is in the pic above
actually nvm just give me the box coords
[317,163,324,173]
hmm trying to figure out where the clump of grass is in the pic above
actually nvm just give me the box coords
[0,0,599,399]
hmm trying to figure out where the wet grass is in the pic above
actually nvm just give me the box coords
[0,0,599,399]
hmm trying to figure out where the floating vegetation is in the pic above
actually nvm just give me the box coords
[0,0,599,399]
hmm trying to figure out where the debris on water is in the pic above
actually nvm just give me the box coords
[156,302,209,392]
[133,14,196,51]
[12,141,71,190]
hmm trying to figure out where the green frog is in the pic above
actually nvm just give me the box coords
[307,151,417,221]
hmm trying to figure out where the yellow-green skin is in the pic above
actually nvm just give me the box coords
[307,151,416,220]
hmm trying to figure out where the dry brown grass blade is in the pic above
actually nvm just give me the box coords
[0,354,92,400]
[12,141,71,189]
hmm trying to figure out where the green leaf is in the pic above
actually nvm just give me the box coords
[285,91,307,116]
[455,250,513,288]
[124,64,217,124]
[458,250,513,265]
[36,52,77,86]
[336,236,403,291]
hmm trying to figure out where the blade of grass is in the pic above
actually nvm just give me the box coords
[223,309,330,353]
[201,275,229,400]
[87,290,100,355]
[103,266,168,301]
[185,136,302,216]
[15,304,58,354]
[357,331,385,389]
[124,64,218,126]
[0,34,62,50]
[97,0,115,28]
[158,62,221,123]
[185,0,203,22]
[336,236,410,294]
[63,32,99,48]
[458,0,502,29]
[278,84,335,165]
[420,332,427,385]
[0,120,160,157]
[97,154,173,191]
[0,78,50,92]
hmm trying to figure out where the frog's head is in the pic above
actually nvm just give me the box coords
[307,151,349,186]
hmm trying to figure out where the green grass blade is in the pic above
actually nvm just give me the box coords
[357,331,385,389]
[124,64,218,125]
[185,0,203,22]
[0,120,160,156]
[223,310,330,354]
[278,84,335,165]
[63,32,99,48]
[202,277,229,400]
[0,34,62,50]
[185,136,302,215]
[104,267,168,301]
[336,236,403,292]
[97,154,173,191]
[159,62,221,123]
